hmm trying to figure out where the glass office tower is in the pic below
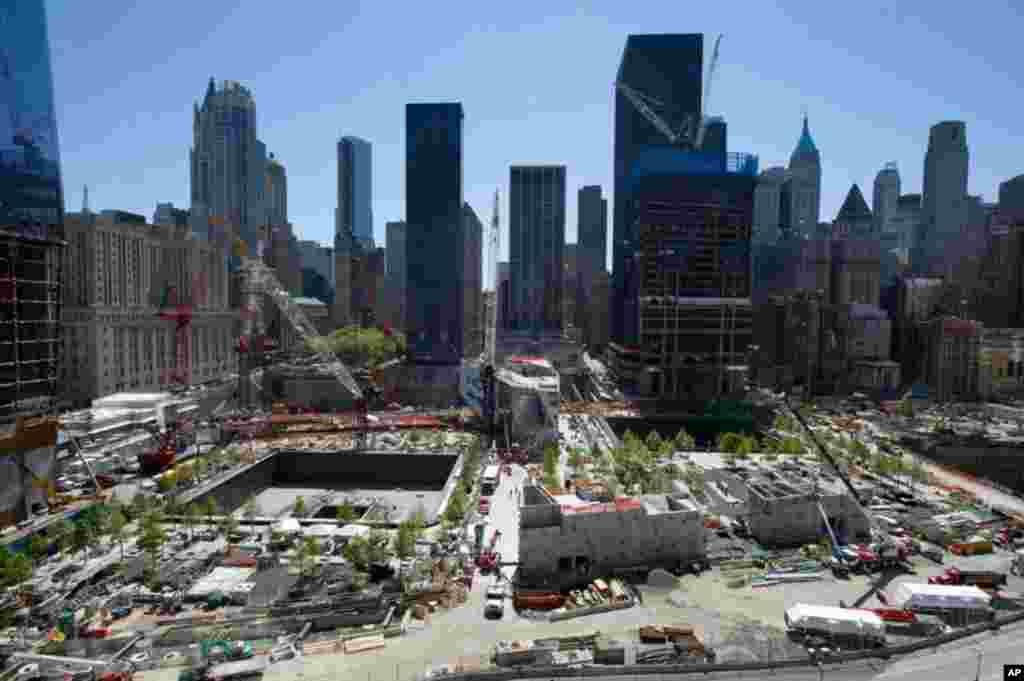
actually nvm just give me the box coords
[0,0,64,229]
[405,103,464,364]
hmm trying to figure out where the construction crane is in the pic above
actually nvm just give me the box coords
[481,190,501,436]
[614,33,723,151]
[236,251,364,411]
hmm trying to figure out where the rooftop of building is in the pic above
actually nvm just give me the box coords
[835,184,872,222]
[791,115,819,159]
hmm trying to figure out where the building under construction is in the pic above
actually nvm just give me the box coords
[607,149,758,400]
[0,224,65,525]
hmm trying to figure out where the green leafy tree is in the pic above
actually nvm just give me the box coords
[71,520,94,563]
[50,519,72,559]
[28,534,49,567]
[182,504,199,542]
[366,529,391,563]
[293,496,306,517]
[567,448,583,470]
[109,507,128,561]
[297,536,320,576]
[157,471,177,493]
[343,535,371,570]
[644,430,663,452]
[203,497,220,528]
[542,443,559,478]
[734,436,755,458]
[716,432,744,453]
[220,514,239,543]
[130,493,149,519]
[674,427,696,450]
[445,485,466,524]
[781,437,804,456]
[243,496,260,531]
[393,520,418,559]
[897,400,914,418]
[138,513,167,566]
[194,458,208,481]
[336,499,357,524]
[5,554,31,587]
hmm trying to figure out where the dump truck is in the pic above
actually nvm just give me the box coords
[928,568,1007,588]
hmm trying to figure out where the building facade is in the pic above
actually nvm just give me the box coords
[384,220,406,331]
[462,204,483,356]
[608,149,758,399]
[872,162,901,236]
[337,136,373,249]
[613,33,704,345]
[405,103,465,364]
[61,212,236,404]
[509,165,566,334]
[923,317,983,402]
[577,185,607,347]
[916,121,969,277]
[753,166,787,244]
[0,0,66,429]
[189,79,266,252]
[785,116,822,237]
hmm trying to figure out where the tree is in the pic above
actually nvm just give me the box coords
[716,432,744,454]
[343,536,371,570]
[28,534,49,567]
[366,529,391,563]
[243,496,260,531]
[50,519,72,559]
[542,443,559,477]
[734,436,755,458]
[157,471,177,493]
[445,485,466,524]
[336,499,357,524]
[138,514,167,566]
[394,520,418,559]
[220,514,240,543]
[194,458,209,481]
[781,437,804,456]
[567,448,583,470]
[674,427,696,450]
[293,496,306,517]
[130,493,149,519]
[109,507,128,561]
[203,497,220,528]
[71,521,93,563]
[5,554,31,587]
[897,400,914,418]
[297,536,320,576]
[645,430,663,452]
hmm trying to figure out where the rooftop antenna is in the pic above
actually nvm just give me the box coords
[82,185,90,214]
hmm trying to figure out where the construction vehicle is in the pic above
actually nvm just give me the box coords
[928,567,1007,588]
[614,34,722,151]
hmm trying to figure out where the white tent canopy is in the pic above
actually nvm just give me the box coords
[784,604,885,638]
[273,518,301,534]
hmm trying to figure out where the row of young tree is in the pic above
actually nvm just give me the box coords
[441,436,484,526]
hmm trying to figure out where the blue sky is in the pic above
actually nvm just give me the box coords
[48,0,1022,282]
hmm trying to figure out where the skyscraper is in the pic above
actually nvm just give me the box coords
[785,115,822,237]
[509,165,566,334]
[752,167,787,244]
[190,79,266,251]
[0,0,64,227]
[577,185,607,346]
[612,33,704,344]
[917,121,969,277]
[872,162,901,235]
[337,136,373,249]
[462,203,483,356]
[265,152,288,227]
[384,221,406,331]
[405,103,464,364]
[0,0,66,525]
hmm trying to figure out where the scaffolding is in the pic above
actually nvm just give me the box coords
[0,229,65,425]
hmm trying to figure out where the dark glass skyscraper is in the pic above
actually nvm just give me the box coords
[0,0,64,229]
[405,103,464,364]
[612,34,703,344]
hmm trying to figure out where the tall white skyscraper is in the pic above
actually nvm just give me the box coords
[916,121,969,277]
[337,136,373,249]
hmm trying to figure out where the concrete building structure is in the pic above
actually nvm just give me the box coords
[612,33,704,346]
[384,221,407,332]
[462,204,483,356]
[405,103,465,364]
[607,149,758,400]
[784,116,822,238]
[916,121,969,277]
[923,317,984,402]
[497,262,511,331]
[518,486,705,587]
[337,136,373,249]
[509,165,566,335]
[563,243,578,334]
[61,211,236,405]
[189,79,266,252]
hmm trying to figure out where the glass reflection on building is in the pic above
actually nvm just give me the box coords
[0,0,64,230]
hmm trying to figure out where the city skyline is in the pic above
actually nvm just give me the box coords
[46,1,1022,277]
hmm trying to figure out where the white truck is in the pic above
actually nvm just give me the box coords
[484,585,506,619]
[784,604,886,647]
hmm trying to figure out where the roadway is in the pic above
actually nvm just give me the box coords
[500,625,1024,680]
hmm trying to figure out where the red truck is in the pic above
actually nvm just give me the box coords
[928,567,1007,588]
